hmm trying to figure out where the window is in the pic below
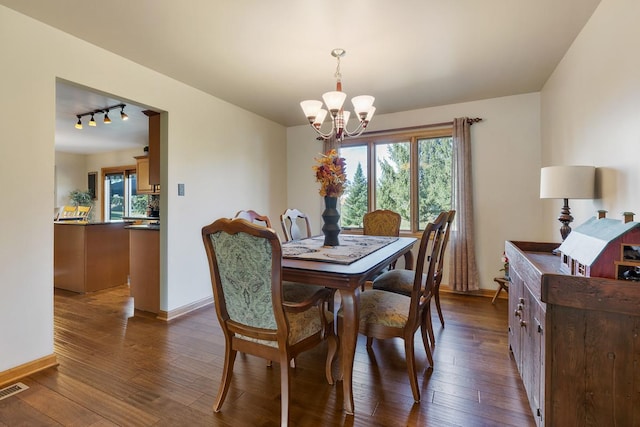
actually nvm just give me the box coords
[340,127,453,233]
[102,166,149,221]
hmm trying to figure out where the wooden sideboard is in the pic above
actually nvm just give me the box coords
[506,241,640,426]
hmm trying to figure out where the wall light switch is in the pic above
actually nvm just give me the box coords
[178,183,185,196]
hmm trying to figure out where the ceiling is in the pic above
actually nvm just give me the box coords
[55,81,150,154]
[2,0,601,153]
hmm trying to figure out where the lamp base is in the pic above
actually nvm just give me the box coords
[558,198,573,241]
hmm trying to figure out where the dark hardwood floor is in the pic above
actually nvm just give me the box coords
[1,285,534,426]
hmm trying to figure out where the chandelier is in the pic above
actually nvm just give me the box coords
[300,49,375,141]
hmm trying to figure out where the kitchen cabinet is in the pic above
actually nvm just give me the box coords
[506,240,640,426]
[134,110,161,194]
[134,155,157,194]
[143,110,160,186]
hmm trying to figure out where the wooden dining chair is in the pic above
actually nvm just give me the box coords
[233,210,327,325]
[363,209,401,237]
[352,212,448,403]
[280,208,312,242]
[432,210,455,328]
[234,209,272,228]
[279,208,338,325]
[201,218,337,426]
[372,210,455,344]
[361,209,402,289]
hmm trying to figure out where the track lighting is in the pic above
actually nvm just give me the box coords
[74,103,128,129]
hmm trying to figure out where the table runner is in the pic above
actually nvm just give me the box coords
[282,235,398,265]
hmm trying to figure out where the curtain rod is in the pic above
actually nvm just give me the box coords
[361,117,483,137]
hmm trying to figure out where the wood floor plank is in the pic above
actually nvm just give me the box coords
[15,380,112,427]
[1,285,535,426]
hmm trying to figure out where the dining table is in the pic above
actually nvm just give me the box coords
[281,234,417,415]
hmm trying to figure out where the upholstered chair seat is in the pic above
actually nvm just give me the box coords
[358,290,411,329]
[372,269,425,297]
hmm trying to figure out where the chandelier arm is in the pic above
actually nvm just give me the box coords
[310,122,336,140]
[342,120,367,138]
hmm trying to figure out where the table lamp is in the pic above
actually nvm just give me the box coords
[540,165,595,241]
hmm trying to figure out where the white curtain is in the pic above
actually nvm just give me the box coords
[449,117,480,291]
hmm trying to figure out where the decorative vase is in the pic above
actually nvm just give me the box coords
[321,196,341,246]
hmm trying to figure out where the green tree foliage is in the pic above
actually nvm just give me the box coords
[341,162,368,227]
[418,137,453,225]
[376,138,452,227]
[131,195,150,215]
[377,143,411,223]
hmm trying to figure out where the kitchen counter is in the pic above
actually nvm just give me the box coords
[54,222,129,293]
[126,224,160,230]
[55,220,115,225]
[122,216,160,222]
[129,226,160,314]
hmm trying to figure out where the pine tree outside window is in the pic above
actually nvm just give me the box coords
[339,127,452,234]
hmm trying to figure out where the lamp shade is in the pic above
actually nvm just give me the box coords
[540,165,595,199]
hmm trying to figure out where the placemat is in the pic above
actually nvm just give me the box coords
[282,235,398,265]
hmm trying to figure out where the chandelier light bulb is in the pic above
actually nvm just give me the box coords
[300,100,323,123]
[75,117,82,129]
[365,106,376,122]
[313,109,328,129]
[89,113,96,126]
[352,95,375,119]
[322,91,347,115]
[103,111,112,124]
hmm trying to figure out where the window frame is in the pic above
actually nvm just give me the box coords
[340,126,453,235]
[101,164,140,221]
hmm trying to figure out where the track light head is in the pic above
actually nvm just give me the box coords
[89,113,96,127]
[120,105,128,121]
[75,116,82,129]
[104,111,111,124]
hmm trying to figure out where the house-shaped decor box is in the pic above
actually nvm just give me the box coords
[556,213,640,279]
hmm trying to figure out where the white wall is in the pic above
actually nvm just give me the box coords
[541,0,640,239]
[287,93,544,290]
[54,152,86,209]
[0,6,286,373]
[55,148,143,222]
